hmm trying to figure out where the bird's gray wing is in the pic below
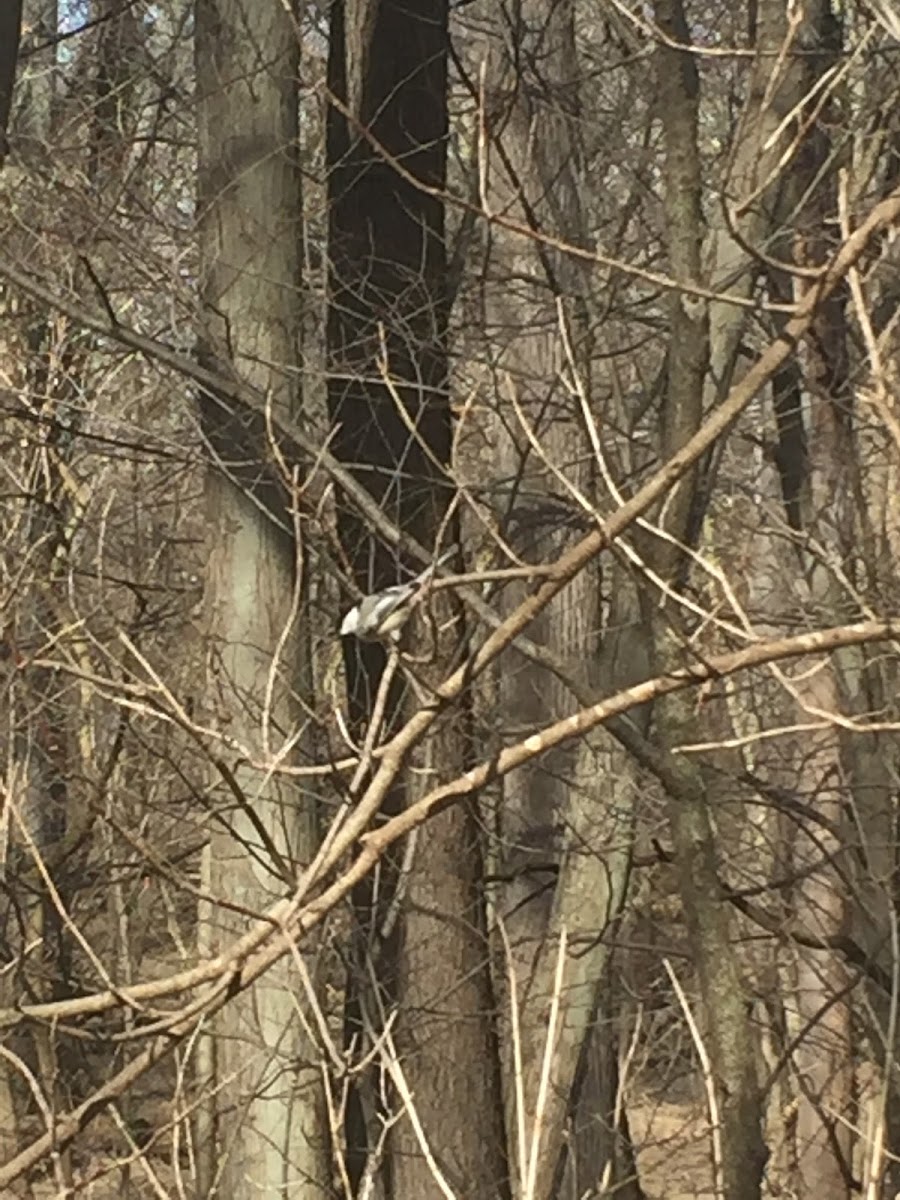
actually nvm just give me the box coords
[367,583,415,624]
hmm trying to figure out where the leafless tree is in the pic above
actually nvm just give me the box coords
[0,2,899,1198]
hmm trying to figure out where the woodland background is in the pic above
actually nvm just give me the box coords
[1,0,900,1197]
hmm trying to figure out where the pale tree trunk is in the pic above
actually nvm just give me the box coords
[560,578,652,1200]
[763,7,855,1194]
[647,1,767,1196]
[790,25,900,1191]
[846,84,900,1183]
[4,0,55,160]
[842,481,900,1189]
[326,2,508,1195]
[717,1,897,1187]
[469,5,642,1197]
[783,251,854,1200]
[194,1,329,1195]
[647,2,856,1193]
[703,0,829,401]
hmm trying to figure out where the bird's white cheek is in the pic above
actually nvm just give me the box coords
[340,611,359,636]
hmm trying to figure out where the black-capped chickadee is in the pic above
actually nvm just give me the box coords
[339,548,455,642]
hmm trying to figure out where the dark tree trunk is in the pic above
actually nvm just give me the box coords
[0,0,22,165]
[327,3,508,1195]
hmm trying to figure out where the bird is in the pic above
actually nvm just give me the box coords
[339,547,456,642]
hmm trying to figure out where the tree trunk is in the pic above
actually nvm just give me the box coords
[649,2,766,1196]
[466,5,644,1195]
[327,2,508,1195]
[763,7,855,1193]
[194,1,329,1194]
[0,0,22,165]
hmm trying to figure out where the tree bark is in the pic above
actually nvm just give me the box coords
[763,7,855,1194]
[327,3,508,1195]
[0,0,22,166]
[649,2,767,1196]
[195,1,329,1194]
[467,5,644,1195]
